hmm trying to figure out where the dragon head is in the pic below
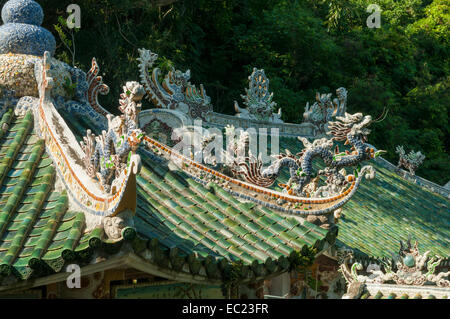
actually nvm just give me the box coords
[121,81,145,103]
[328,112,372,143]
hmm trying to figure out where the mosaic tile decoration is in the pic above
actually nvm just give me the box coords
[0,109,134,280]
[0,0,55,56]
[274,136,449,259]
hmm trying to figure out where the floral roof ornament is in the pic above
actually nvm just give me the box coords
[395,145,425,176]
[303,87,347,134]
[137,48,212,120]
[234,68,283,124]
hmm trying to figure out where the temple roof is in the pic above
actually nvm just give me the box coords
[168,125,449,260]
[0,50,446,291]
[0,103,336,287]
[65,108,336,276]
[57,105,449,279]
[261,136,449,259]
[0,1,446,299]
[63,102,449,262]
[0,108,135,281]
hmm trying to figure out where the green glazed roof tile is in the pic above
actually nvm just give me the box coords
[0,105,356,283]
[0,110,108,280]
[135,140,333,270]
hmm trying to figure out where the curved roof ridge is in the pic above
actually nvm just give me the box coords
[363,143,449,198]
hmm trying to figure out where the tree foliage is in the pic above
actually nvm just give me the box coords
[39,0,449,185]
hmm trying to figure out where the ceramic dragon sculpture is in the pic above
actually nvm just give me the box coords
[231,112,382,196]
[395,145,425,175]
[137,48,212,120]
[80,81,145,192]
[340,239,450,287]
[234,68,283,123]
[303,87,347,134]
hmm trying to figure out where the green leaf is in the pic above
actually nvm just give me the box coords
[375,150,387,158]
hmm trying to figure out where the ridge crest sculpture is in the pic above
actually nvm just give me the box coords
[395,145,425,175]
[303,87,347,134]
[137,48,212,120]
[340,239,449,288]
[228,112,383,197]
[80,81,145,193]
[234,68,283,123]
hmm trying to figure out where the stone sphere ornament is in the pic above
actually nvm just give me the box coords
[0,0,55,56]
[403,255,416,268]
[2,0,43,25]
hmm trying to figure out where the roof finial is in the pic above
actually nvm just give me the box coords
[0,0,55,56]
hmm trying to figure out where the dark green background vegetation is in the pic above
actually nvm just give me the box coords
[15,0,450,184]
